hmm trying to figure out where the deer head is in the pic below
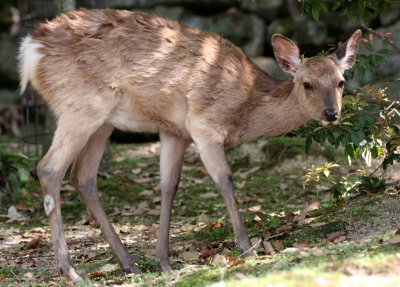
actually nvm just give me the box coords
[272,30,362,125]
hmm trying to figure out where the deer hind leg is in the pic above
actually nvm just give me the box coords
[37,95,117,282]
[156,132,190,272]
[70,123,141,274]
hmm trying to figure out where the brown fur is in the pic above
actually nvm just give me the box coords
[19,9,362,280]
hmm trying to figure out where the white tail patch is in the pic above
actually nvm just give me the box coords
[18,35,44,94]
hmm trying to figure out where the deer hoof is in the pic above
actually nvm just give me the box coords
[123,265,142,275]
[72,276,84,283]
[158,262,172,273]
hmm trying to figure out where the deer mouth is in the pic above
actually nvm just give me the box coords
[321,119,339,126]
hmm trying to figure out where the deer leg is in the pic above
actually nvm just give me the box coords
[70,124,141,274]
[156,132,189,272]
[193,137,255,257]
[38,117,109,282]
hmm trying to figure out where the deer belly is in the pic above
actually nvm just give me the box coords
[106,99,190,138]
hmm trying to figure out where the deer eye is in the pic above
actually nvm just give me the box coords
[338,80,345,88]
[303,82,313,90]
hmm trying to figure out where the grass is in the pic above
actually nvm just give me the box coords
[0,140,399,286]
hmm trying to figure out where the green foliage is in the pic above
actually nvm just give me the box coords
[300,0,392,22]
[0,148,34,203]
[296,15,399,198]
[299,85,398,197]
[346,43,389,81]
[298,84,398,168]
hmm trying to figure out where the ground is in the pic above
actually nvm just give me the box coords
[0,137,399,286]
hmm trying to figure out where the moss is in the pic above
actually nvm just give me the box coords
[310,199,341,218]
[350,204,376,219]
[282,220,347,246]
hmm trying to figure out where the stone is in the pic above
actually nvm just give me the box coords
[181,12,266,57]
[0,34,19,86]
[240,0,285,21]
[250,57,288,80]
[108,0,236,11]
[267,17,329,48]
[150,5,184,20]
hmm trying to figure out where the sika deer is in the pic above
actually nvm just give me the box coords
[18,9,362,281]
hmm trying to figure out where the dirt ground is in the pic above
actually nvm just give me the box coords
[0,140,399,286]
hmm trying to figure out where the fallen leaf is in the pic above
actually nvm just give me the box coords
[5,206,26,223]
[275,223,293,234]
[24,272,35,281]
[261,229,271,238]
[235,166,261,179]
[134,177,153,184]
[293,239,310,248]
[199,249,217,259]
[272,240,285,251]
[294,201,321,224]
[139,189,153,197]
[148,209,161,216]
[282,247,299,253]
[14,251,34,257]
[88,271,106,279]
[152,196,161,204]
[197,213,210,224]
[384,186,399,195]
[211,254,227,265]
[308,222,327,228]
[279,182,288,190]
[181,251,199,262]
[312,248,324,256]
[248,205,261,212]
[337,197,346,205]
[26,237,42,250]
[214,222,222,228]
[253,215,262,222]
[199,242,211,251]
[15,201,29,211]
[388,237,400,246]
[131,168,143,175]
[106,279,125,285]
[395,228,400,236]
[228,258,246,268]
[60,183,75,191]
[326,231,347,242]
[262,240,276,255]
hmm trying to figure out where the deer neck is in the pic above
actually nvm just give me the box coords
[239,76,311,142]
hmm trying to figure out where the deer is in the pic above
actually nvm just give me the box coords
[18,8,362,282]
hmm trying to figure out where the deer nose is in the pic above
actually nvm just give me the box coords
[324,109,339,122]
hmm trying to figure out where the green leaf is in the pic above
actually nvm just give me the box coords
[311,6,320,20]
[8,172,21,203]
[305,136,312,154]
[17,165,30,185]
[345,144,355,158]
[341,132,350,146]
[327,131,335,145]
[350,130,364,146]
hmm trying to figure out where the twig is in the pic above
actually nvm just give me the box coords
[238,238,262,258]
[343,88,400,109]
[360,23,400,53]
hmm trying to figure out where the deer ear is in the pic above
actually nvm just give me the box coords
[334,29,362,71]
[271,34,301,74]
